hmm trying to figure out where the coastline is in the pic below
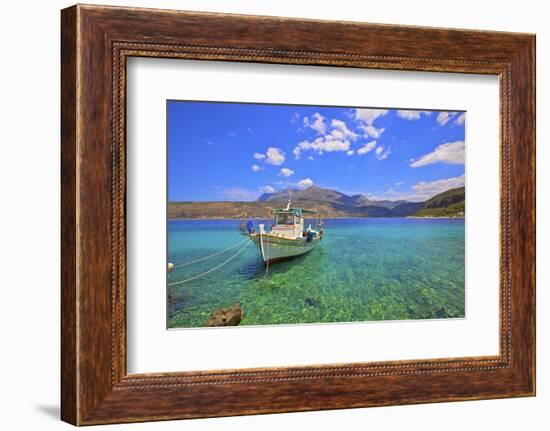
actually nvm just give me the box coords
[406,215,465,219]
[168,215,465,221]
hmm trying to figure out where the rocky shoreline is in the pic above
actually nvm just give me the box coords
[406,215,465,219]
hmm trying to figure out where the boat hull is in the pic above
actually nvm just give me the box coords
[251,232,322,264]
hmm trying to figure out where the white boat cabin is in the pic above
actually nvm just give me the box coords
[257,204,320,240]
[270,208,305,239]
[251,202,323,264]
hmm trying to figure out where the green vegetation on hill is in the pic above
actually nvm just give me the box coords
[414,202,465,217]
[390,201,424,217]
[413,187,465,217]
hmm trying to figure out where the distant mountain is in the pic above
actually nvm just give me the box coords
[257,186,409,209]
[391,201,425,216]
[413,187,465,217]
[349,194,373,206]
[366,199,413,210]
[258,186,358,206]
[168,185,465,219]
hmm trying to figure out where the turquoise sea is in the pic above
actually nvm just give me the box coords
[167,218,465,328]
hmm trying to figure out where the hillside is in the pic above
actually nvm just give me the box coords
[413,187,465,217]
[258,186,364,206]
[168,186,465,219]
[168,199,395,219]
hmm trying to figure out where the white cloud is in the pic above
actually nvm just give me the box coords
[251,164,262,172]
[413,174,465,196]
[374,145,391,160]
[378,148,391,160]
[291,112,300,123]
[280,167,294,177]
[265,147,286,165]
[410,141,465,167]
[294,117,359,159]
[436,111,458,126]
[253,152,266,160]
[455,113,466,126]
[293,135,350,159]
[331,119,358,140]
[359,124,385,139]
[357,140,377,155]
[353,109,387,139]
[297,178,314,189]
[346,150,354,156]
[396,110,421,120]
[221,188,259,201]
[376,175,465,202]
[303,112,327,134]
[354,108,388,125]
[396,110,431,120]
[261,185,275,194]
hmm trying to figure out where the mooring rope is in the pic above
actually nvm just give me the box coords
[171,238,250,269]
[168,240,252,286]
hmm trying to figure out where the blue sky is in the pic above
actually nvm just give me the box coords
[168,101,465,202]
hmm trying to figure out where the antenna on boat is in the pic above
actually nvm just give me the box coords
[285,199,291,210]
[285,188,293,211]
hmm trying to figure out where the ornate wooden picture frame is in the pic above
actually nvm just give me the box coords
[61,4,535,425]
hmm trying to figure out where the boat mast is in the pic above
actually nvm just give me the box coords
[285,199,291,211]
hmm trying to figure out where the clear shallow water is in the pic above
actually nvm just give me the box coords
[167,218,465,328]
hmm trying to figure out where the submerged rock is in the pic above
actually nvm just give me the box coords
[434,306,450,318]
[305,297,321,307]
[168,288,193,307]
[205,303,243,327]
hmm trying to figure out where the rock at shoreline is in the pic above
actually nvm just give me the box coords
[205,303,243,327]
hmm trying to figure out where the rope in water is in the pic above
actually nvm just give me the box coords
[171,237,250,269]
[168,240,252,286]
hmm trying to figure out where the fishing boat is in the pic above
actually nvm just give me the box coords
[243,200,324,264]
